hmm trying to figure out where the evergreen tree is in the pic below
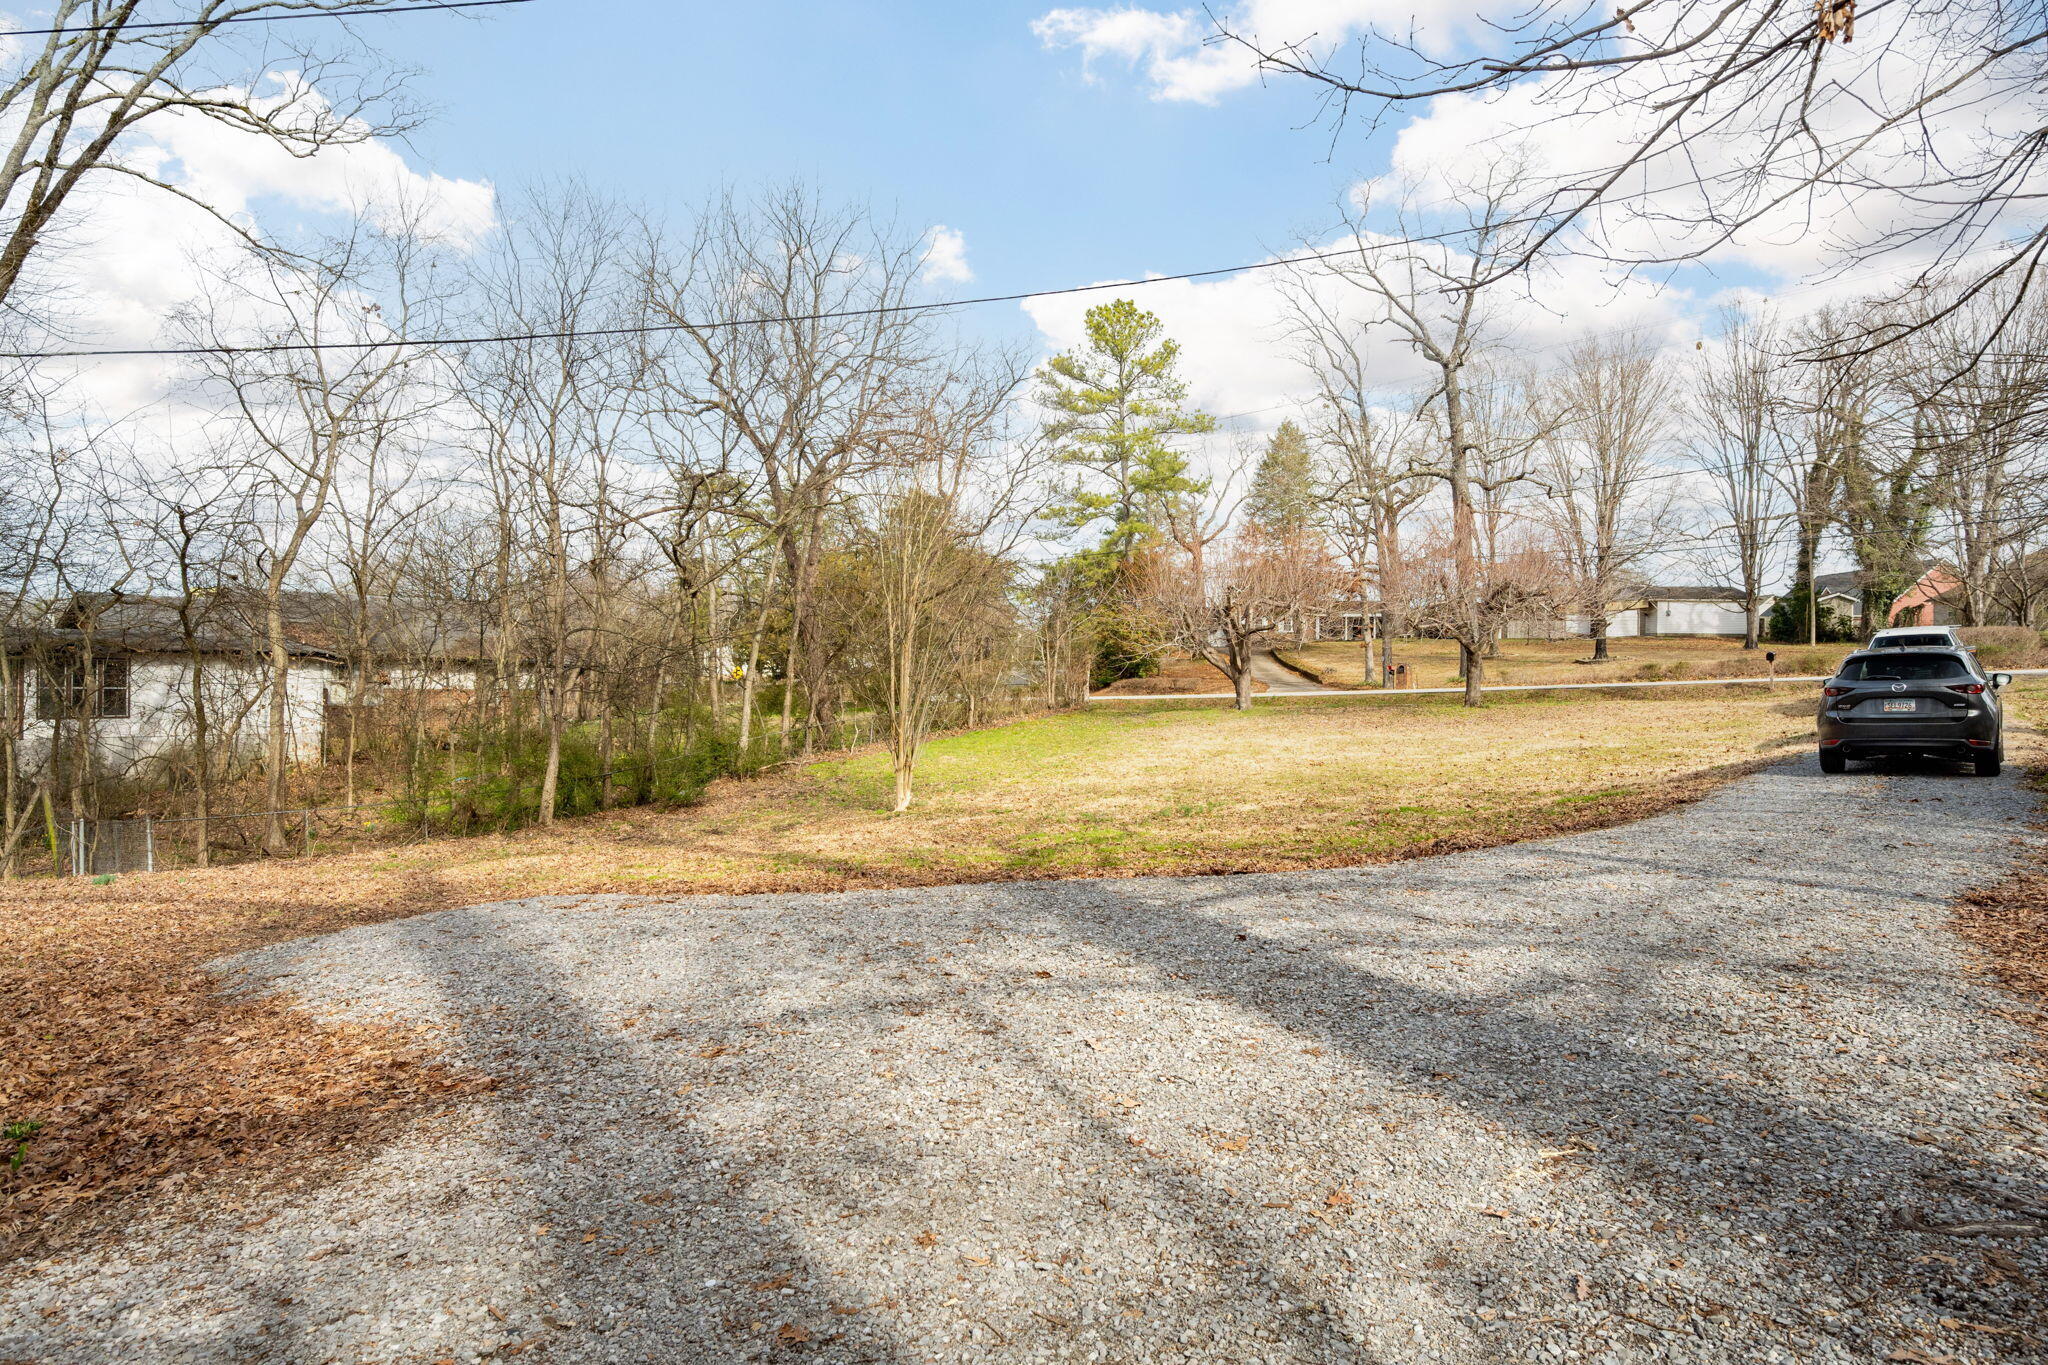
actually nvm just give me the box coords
[1037,298,1214,562]
[1245,419,1318,539]
[1035,299,1214,684]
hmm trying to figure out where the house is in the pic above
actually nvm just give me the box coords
[1802,566,1966,631]
[1887,566,1964,627]
[1810,571,1873,630]
[1507,586,1767,640]
[8,590,494,776]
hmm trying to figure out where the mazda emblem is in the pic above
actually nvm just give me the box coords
[1891,683,1907,692]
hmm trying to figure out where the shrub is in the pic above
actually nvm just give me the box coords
[1956,626,2040,668]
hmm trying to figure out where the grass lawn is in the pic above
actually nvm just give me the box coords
[1281,635,1859,690]
[8,681,2036,1252]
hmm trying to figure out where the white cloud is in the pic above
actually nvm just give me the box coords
[132,73,497,248]
[1019,233,1702,487]
[924,225,973,284]
[1031,3,1459,104]
[21,72,494,427]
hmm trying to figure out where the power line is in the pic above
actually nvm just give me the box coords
[11,151,2000,363]
[0,0,532,41]
[3,225,1526,361]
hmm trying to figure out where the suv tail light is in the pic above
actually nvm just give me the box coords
[1948,683,1986,695]
[1823,686,1851,697]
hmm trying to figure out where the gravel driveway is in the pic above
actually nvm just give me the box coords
[7,758,2048,1364]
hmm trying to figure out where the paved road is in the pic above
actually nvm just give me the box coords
[1247,649,1339,693]
[7,759,2048,1363]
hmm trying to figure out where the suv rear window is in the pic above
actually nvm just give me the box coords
[1873,632,1952,648]
[1838,653,1969,681]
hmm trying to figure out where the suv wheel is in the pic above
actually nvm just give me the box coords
[1974,744,2003,778]
[1818,748,1846,774]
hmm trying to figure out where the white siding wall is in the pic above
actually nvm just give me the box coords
[20,654,339,775]
[1651,600,1751,636]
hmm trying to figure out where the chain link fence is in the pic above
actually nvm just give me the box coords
[67,817,156,875]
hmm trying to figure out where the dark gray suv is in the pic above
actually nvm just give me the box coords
[1816,647,2011,775]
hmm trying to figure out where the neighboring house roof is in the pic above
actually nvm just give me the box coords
[1629,585,1750,603]
[45,590,496,664]
[37,594,343,662]
[1811,570,1866,597]
[1809,564,1945,599]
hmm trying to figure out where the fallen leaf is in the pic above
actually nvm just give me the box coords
[774,1323,813,1345]
[1937,1317,2014,1336]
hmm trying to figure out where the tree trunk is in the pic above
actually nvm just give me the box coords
[1590,615,1611,661]
[539,693,564,827]
[263,590,292,855]
[737,551,781,754]
[1462,643,1486,707]
[1222,644,1254,711]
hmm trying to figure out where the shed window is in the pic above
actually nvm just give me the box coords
[36,657,130,719]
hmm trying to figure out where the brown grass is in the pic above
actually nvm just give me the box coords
[1286,635,1858,690]
[0,684,1855,1256]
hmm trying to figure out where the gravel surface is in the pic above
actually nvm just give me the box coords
[7,756,2048,1364]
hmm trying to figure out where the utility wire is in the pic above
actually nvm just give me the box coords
[10,146,2002,362]
[0,0,532,40]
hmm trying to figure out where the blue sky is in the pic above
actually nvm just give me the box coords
[48,1,1873,441]
[391,2,1374,345]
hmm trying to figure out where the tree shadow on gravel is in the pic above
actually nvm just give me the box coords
[162,899,920,1365]
[974,867,2048,1357]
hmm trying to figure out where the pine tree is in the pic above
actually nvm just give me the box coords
[1037,298,1214,562]
[1245,419,1317,539]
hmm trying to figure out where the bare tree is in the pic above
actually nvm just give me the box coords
[1537,336,1676,659]
[183,220,444,852]
[1313,169,1547,703]
[1905,282,2048,623]
[1225,0,2048,352]
[1688,308,1792,648]
[462,186,636,827]
[130,460,257,864]
[849,368,1035,810]
[1136,530,1342,711]
[1279,270,1429,683]
[642,184,935,754]
[0,1,425,325]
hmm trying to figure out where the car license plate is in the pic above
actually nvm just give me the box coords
[1882,699,1917,713]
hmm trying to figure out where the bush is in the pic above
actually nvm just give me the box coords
[1090,616,1163,690]
[1956,626,2040,668]
[405,716,769,834]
